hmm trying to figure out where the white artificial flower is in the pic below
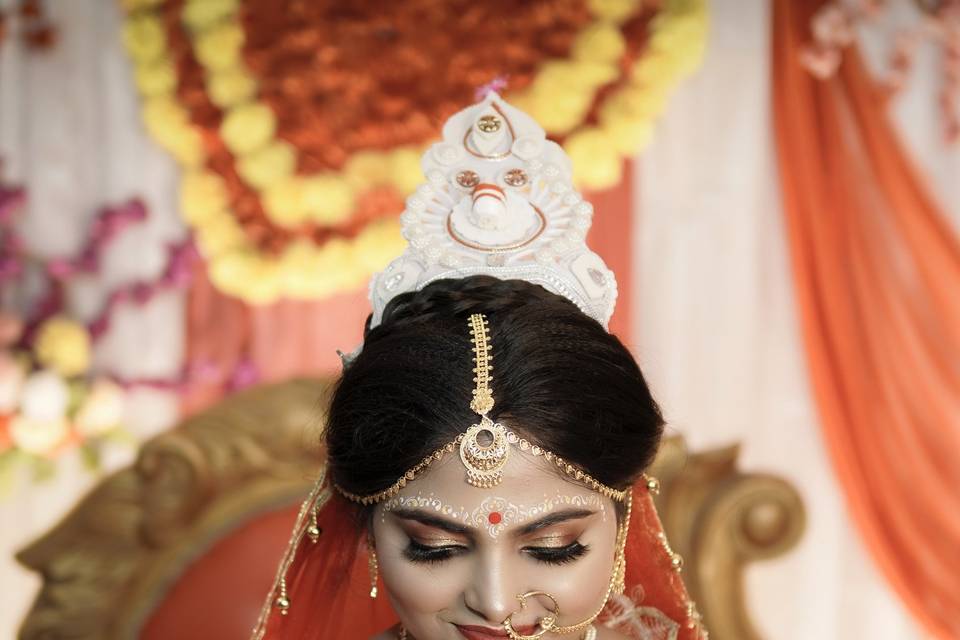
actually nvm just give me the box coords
[9,415,69,455]
[20,369,70,422]
[75,380,126,437]
[0,352,25,413]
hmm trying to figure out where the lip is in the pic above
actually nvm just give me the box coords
[455,623,537,640]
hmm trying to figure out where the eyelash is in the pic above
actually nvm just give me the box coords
[402,540,590,566]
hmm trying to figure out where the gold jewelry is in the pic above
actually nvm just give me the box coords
[367,534,379,599]
[275,581,290,616]
[255,471,331,630]
[306,497,321,543]
[503,591,560,639]
[334,314,629,505]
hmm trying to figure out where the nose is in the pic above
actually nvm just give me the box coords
[463,550,518,625]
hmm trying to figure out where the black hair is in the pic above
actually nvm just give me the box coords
[324,275,664,511]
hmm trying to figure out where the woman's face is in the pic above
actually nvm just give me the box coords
[372,447,620,640]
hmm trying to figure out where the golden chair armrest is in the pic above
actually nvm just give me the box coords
[15,379,325,640]
[649,436,806,640]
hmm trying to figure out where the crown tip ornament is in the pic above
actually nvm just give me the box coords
[367,92,617,333]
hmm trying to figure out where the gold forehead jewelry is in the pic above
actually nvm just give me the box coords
[335,313,629,505]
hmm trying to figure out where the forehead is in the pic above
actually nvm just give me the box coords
[388,447,599,510]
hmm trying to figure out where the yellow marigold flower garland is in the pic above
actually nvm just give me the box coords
[122,0,706,303]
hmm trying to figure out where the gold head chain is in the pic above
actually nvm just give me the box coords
[334,313,630,505]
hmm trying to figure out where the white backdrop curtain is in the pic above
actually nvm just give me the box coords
[633,0,959,639]
[0,0,185,635]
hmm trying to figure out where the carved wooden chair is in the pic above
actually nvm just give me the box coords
[16,379,804,640]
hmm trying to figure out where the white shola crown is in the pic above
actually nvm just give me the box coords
[367,92,618,332]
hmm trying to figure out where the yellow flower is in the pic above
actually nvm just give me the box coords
[572,22,626,64]
[194,21,244,72]
[278,241,322,298]
[525,89,591,135]
[237,140,296,190]
[209,251,281,304]
[134,58,176,97]
[602,85,666,121]
[279,240,349,299]
[122,14,166,63]
[587,0,640,23]
[302,175,355,226]
[315,238,365,291]
[523,60,618,133]
[34,317,92,378]
[74,380,125,438]
[208,68,258,109]
[602,117,655,154]
[389,147,425,195]
[182,0,240,33]
[180,171,229,226]
[650,5,708,56]
[142,97,205,167]
[120,0,164,11]
[221,102,276,156]
[564,129,623,190]
[535,61,609,93]
[343,151,390,189]
[195,211,248,258]
[352,219,404,273]
[263,178,308,228]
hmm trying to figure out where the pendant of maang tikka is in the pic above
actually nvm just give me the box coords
[460,314,509,488]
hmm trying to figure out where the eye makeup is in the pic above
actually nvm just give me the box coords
[402,539,466,565]
[524,541,589,565]
[401,537,591,567]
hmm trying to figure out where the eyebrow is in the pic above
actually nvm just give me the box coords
[514,509,596,537]
[390,508,472,535]
[389,507,597,537]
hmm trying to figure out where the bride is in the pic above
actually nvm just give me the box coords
[252,94,706,640]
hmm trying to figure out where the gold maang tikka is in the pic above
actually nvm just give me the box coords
[460,313,509,488]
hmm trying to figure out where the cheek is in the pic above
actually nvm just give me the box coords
[374,525,467,617]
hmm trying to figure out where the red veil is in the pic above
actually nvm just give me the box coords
[252,469,706,640]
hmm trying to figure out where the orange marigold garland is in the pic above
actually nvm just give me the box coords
[121,0,706,304]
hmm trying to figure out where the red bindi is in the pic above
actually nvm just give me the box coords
[487,511,502,525]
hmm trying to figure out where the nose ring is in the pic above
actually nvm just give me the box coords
[502,590,560,640]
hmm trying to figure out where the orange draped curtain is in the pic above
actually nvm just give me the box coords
[183,165,635,412]
[772,1,960,637]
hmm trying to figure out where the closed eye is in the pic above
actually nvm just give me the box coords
[403,539,468,564]
[523,541,589,565]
